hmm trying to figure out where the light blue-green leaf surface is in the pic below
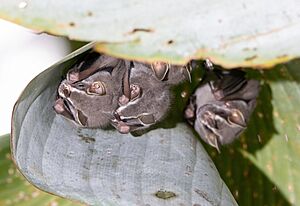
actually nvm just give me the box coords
[0,134,83,206]
[10,45,238,206]
[1,0,300,67]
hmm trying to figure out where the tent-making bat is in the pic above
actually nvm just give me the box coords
[185,60,260,152]
[54,51,194,133]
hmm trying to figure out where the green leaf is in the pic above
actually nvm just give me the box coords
[10,45,238,206]
[1,0,300,67]
[0,134,82,206]
[243,60,300,205]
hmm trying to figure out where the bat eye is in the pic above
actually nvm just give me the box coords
[87,81,106,96]
[58,82,71,98]
[73,82,86,90]
[62,88,70,97]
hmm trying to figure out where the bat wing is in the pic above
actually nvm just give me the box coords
[209,69,260,102]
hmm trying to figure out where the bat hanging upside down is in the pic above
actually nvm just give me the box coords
[54,51,194,133]
[184,60,260,152]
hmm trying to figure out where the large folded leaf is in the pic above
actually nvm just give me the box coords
[0,134,82,206]
[10,44,237,206]
[1,0,300,67]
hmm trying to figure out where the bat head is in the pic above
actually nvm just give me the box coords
[56,67,121,128]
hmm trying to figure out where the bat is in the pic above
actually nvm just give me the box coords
[185,59,260,152]
[54,51,194,133]
[111,61,194,133]
[54,52,126,128]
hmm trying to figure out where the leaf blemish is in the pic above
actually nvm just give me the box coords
[79,135,95,143]
[155,190,177,199]
[277,54,288,59]
[194,189,214,205]
[128,28,154,34]
[69,22,76,27]
[245,55,258,61]
[87,11,93,16]
[167,40,174,45]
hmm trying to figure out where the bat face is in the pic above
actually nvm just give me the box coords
[185,60,260,152]
[111,61,194,133]
[54,53,125,128]
[111,62,172,133]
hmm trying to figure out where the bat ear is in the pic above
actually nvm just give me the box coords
[151,62,170,81]
[77,110,88,126]
[87,81,106,96]
[227,109,246,128]
[182,60,197,82]
[138,114,155,125]
[206,133,221,153]
[181,66,192,82]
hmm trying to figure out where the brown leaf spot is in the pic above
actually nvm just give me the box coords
[69,22,76,27]
[87,11,93,16]
[127,28,154,35]
[194,189,215,205]
[155,190,177,199]
[80,135,95,143]
[245,55,258,61]
[277,54,288,59]
[167,40,174,44]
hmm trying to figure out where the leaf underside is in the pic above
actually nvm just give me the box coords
[0,134,82,206]
[1,0,300,67]
[10,45,238,206]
